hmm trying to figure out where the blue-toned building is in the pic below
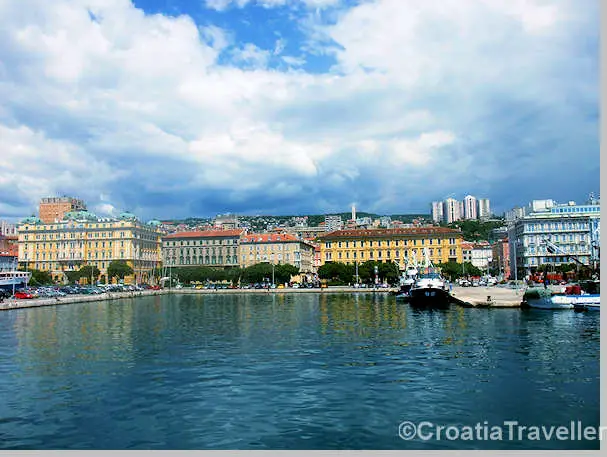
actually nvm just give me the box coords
[508,197,600,278]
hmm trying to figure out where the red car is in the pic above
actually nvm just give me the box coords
[150,285,161,290]
[14,291,34,299]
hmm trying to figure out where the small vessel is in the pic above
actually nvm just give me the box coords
[523,281,600,311]
[0,270,32,292]
[407,249,450,308]
[395,258,419,299]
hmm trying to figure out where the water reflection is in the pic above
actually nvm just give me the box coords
[0,293,599,450]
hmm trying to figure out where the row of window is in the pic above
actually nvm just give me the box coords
[325,248,458,261]
[525,256,588,265]
[325,238,458,249]
[166,256,238,265]
[164,239,238,247]
[524,221,588,232]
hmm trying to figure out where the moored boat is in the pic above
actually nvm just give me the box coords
[0,270,32,293]
[523,281,600,311]
[408,272,450,308]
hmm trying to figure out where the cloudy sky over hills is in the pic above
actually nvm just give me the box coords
[0,0,599,220]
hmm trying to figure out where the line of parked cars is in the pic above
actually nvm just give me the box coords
[2,283,162,300]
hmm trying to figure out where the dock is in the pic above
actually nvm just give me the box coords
[449,286,526,308]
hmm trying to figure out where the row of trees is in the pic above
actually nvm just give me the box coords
[169,263,301,286]
[317,261,400,285]
[23,261,134,286]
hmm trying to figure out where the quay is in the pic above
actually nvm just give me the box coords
[449,286,525,308]
[0,286,396,311]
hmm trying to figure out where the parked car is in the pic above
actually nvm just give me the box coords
[14,291,34,299]
[0,289,12,299]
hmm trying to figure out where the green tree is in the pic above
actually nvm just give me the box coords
[438,261,482,280]
[274,264,299,283]
[65,270,81,284]
[27,269,53,286]
[107,260,133,283]
[78,265,101,284]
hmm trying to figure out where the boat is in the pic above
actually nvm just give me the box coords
[0,270,32,292]
[407,249,450,308]
[522,281,600,311]
[395,258,419,299]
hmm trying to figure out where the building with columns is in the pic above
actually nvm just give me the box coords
[18,211,162,284]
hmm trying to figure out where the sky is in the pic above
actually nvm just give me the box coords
[0,0,599,221]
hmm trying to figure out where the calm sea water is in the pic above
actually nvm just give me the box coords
[0,293,599,450]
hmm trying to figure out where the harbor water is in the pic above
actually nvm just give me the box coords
[0,293,599,450]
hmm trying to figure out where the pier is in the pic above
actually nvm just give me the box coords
[449,286,525,308]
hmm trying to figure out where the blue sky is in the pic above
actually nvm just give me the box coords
[0,0,599,221]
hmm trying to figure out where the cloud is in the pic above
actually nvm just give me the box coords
[0,0,598,220]
[204,0,339,11]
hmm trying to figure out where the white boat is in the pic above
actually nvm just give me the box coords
[0,270,32,292]
[395,258,419,299]
[407,249,450,308]
[523,281,600,311]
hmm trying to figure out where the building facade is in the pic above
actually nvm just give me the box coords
[39,197,87,224]
[18,212,162,284]
[443,198,462,224]
[470,241,492,271]
[162,230,242,267]
[478,198,491,220]
[0,235,18,271]
[0,220,17,236]
[508,199,600,277]
[463,195,477,220]
[239,233,315,273]
[431,201,444,223]
[324,215,343,232]
[491,238,510,280]
[319,227,463,268]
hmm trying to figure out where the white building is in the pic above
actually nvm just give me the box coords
[325,215,343,232]
[0,220,17,236]
[463,195,478,220]
[505,206,526,222]
[431,201,444,223]
[444,198,462,224]
[471,242,493,271]
[478,198,491,220]
[508,199,600,277]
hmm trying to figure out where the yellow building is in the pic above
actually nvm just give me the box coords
[18,211,162,284]
[240,233,315,273]
[318,227,463,268]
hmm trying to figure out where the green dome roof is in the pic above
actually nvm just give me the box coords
[21,216,42,224]
[64,210,97,221]
[119,212,137,220]
[147,219,161,226]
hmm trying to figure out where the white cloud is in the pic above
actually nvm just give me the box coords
[0,0,597,218]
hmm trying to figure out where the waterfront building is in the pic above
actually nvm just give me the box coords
[478,198,491,220]
[505,206,527,222]
[461,242,474,263]
[0,220,17,236]
[239,233,315,273]
[319,227,463,269]
[39,196,87,224]
[491,238,510,279]
[463,195,477,220]
[18,211,162,284]
[471,241,492,271]
[507,198,600,277]
[162,230,242,267]
[431,201,444,223]
[324,215,343,232]
[379,216,392,228]
[0,235,18,271]
[443,198,462,224]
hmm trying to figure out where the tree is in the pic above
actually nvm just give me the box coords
[107,260,133,283]
[65,270,81,284]
[274,264,299,283]
[27,269,52,286]
[78,265,100,284]
[438,261,482,280]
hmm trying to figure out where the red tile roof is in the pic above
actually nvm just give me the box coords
[241,233,301,243]
[164,229,243,239]
[319,227,462,239]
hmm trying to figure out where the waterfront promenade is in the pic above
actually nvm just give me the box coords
[0,285,532,311]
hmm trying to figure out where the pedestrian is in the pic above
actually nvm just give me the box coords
[544,278,549,289]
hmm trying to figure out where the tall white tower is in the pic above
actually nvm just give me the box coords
[351,204,356,222]
[463,195,478,220]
